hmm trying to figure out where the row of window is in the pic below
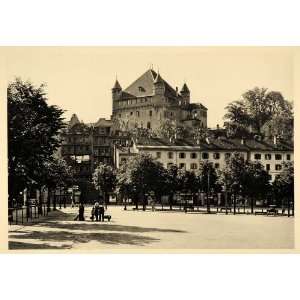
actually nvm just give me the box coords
[119,110,154,119]
[121,158,284,172]
[254,153,291,161]
[157,152,232,160]
[167,162,220,170]
[156,152,292,161]
[118,97,151,106]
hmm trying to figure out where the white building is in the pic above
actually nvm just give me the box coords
[115,136,293,181]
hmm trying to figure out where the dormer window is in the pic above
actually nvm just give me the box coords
[138,86,146,92]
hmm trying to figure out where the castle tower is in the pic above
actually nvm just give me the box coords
[69,113,80,128]
[153,72,165,95]
[112,79,122,111]
[180,82,190,105]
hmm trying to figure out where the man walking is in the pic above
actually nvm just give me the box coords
[99,203,105,222]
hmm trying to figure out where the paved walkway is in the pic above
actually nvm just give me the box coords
[8,206,294,250]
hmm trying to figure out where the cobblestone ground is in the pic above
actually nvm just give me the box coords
[8,206,294,250]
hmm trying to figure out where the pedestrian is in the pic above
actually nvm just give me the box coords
[94,201,100,221]
[71,195,74,208]
[99,203,105,222]
[78,202,85,221]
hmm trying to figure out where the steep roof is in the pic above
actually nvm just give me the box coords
[123,69,178,98]
[181,83,190,93]
[69,114,80,128]
[124,69,157,97]
[154,72,164,84]
[113,79,122,90]
[135,137,293,152]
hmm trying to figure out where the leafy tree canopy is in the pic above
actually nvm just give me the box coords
[224,87,293,138]
[8,78,65,198]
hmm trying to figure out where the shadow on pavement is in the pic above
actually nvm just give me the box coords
[9,241,71,250]
[35,222,186,233]
[9,230,160,249]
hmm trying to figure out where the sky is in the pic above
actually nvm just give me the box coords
[3,47,294,127]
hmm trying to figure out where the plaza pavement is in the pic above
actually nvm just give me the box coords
[8,206,294,250]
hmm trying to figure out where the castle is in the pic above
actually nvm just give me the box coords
[111,69,207,132]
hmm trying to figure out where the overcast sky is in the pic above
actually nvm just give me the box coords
[4,47,294,127]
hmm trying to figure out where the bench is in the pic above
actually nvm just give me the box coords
[266,208,278,216]
[219,207,232,212]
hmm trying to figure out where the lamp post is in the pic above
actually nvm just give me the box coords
[207,168,210,213]
[224,183,228,215]
[90,125,95,174]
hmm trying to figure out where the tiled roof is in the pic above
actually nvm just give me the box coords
[135,137,293,152]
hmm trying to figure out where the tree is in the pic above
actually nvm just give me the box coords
[93,163,116,206]
[155,119,188,139]
[272,161,294,216]
[165,165,180,210]
[224,87,293,137]
[190,125,208,140]
[243,161,270,213]
[150,164,169,208]
[117,153,165,211]
[43,158,74,211]
[196,161,220,213]
[7,78,65,204]
[116,161,135,209]
[218,153,247,214]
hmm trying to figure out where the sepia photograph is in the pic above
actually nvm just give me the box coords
[3,46,296,251]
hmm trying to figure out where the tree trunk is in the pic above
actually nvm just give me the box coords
[124,197,127,210]
[142,193,146,211]
[53,189,57,211]
[207,192,210,213]
[250,196,254,214]
[169,194,173,210]
[38,187,43,215]
[47,188,51,212]
[103,191,107,209]
[233,193,236,215]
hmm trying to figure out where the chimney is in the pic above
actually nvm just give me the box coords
[206,137,210,144]
[176,87,178,96]
[216,124,220,130]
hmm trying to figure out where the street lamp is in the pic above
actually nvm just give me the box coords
[206,168,211,213]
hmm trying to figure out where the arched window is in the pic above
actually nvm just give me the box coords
[147,122,151,129]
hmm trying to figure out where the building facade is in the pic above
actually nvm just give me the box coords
[60,114,128,180]
[111,69,207,132]
[115,136,293,181]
